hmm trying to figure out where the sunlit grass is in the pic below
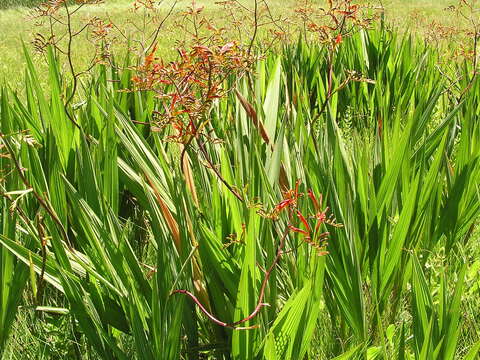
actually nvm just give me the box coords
[1,25,480,358]
[0,0,468,87]
[1,1,480,359]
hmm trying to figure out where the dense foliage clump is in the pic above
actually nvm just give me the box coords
[1,0,480,359]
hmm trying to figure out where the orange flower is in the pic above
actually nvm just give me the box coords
[335,34,343,44]
[145,45,157,68]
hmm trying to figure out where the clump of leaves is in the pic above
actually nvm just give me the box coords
[173,180,341,330]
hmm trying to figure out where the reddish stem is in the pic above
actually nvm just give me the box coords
[172,229,288,329]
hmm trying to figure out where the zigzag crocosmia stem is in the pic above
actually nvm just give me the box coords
[172,229,288,329]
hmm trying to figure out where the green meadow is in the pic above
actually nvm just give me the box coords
[0,0,479,359]
[0,0,461,84]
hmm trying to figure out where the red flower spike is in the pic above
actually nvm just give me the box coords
[296,210,311,232]
[315,211,328,232]
[288,225,309,236]
[274,199,294,213]
[275,181,303,214]
[315,209,328,223]
[307,189,319,210]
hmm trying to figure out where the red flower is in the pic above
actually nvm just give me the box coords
[296,210,311,232]
[288,225,309,236]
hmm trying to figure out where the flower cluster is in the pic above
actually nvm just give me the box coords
[32,0,112,64]
[132,40,253,143]
[271,181,342,256]
[295,0,378,47]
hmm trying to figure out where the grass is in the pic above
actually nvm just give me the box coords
[1,24,480,358]
[0,0,178,89]
[0,0,43,8]
[0,0,468,88]
[1,0,480,359]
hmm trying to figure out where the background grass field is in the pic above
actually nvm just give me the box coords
[0,0,463,86]
[1,0,479,359]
